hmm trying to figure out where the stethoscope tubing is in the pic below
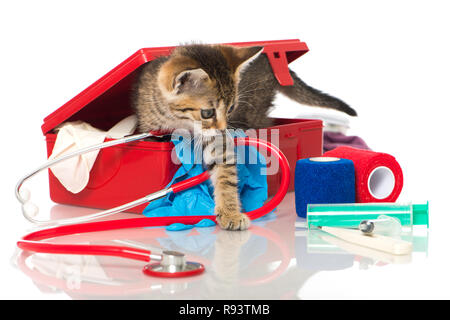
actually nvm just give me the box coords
[16,132,155,225]
[16,136,290,271]
[15,132,153,203]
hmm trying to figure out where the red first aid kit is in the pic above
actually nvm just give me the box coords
[42,39,323,213]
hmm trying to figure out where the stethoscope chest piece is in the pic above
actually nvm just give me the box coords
[142,250,205,278]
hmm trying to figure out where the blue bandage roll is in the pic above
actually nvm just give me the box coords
[295,157,355,218]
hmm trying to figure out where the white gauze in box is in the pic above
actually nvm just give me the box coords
[49,115,138,193]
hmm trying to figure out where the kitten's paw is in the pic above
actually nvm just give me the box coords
[216,210,250,231]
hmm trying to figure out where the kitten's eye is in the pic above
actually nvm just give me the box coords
[201,109,216,119]
[227,104,235,114]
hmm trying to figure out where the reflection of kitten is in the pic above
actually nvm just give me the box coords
[208,230,251,296]
[132,44,355,231]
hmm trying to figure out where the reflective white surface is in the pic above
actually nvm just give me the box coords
[4,192,442,300]
[2,0,450,300]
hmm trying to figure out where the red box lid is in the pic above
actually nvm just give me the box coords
[41,39,309,135]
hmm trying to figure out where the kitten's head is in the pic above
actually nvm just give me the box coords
[158,44,262,133]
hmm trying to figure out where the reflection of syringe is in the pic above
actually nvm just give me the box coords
[317,230,412,265]
[318,226,412,255]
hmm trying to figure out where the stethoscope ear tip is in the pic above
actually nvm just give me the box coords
[19,187,31,202]
[22,202,39,218]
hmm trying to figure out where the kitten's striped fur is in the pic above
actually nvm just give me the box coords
[133,43,356,231]
[133,44,261,230]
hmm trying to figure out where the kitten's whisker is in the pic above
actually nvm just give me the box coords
[228,119,250,126]
[236,93,256,99]
[227,120,252,130]
[193,135,203,158]
[238,78,268,92]
[224,128,233,141]
[238,87,265,96]
[237,100,258,111]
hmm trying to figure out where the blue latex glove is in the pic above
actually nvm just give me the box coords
[166,218,216,231]
[142,130,268,220]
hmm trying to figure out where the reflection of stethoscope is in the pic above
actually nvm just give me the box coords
[15,132,290,278]
[15,224,289,297]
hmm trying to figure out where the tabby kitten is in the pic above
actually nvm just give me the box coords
[133,44,355,231]
[133,44,262,230]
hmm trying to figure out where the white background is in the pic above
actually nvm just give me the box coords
[1,0,449,299]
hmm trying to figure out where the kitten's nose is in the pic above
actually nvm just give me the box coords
[215,119,227,130]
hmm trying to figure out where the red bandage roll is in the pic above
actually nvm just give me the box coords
[323,146,403,203]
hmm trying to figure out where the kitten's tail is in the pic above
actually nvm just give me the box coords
[278,71,357,116]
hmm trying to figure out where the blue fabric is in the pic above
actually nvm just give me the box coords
[165,218,216,231]
[157,223,268,264]
[294,158,355,218]
[143,130,268,221]
[158,228,216,256]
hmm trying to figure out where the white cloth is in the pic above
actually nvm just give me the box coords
[49,115,138,193]
[294,110,351,134]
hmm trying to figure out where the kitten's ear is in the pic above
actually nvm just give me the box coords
[172,68,210,94]
[158,56,207,96]
[219,45,264,75]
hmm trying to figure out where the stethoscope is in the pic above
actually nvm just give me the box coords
[15,132,290,278]
[15,224,289,296]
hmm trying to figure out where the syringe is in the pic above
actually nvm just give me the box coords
[306,202,428,229]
